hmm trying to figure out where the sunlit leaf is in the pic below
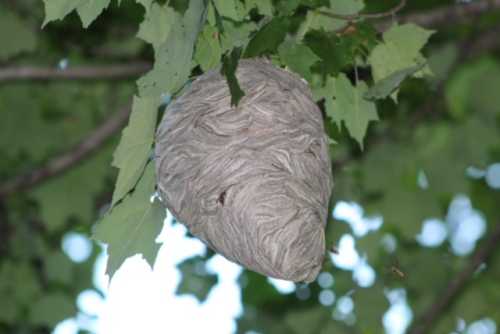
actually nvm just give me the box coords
[42,0,80,26]
[368,23,434,101]
[323,74,378,149]
[42,0,111,27]
[77,0,112,28]
[195,24,223,71]
[213,0,246,20]
[137,3,176,50]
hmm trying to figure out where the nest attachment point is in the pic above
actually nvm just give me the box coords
[155,59,333,283]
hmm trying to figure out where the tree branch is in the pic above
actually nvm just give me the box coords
[0,62,151,83]
[1,1,498,84]
[464,24,500,58]
[0,104,131,198]
[0,199,10,257]
[377,0,500,30]
[409,221,500,334]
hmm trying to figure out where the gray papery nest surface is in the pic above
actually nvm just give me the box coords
[155,59,333,282]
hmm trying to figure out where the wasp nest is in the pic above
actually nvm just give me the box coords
[155,59,333,282]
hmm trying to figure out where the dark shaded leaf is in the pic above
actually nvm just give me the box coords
[304,30,349,76]
[222,47,245,106]
[244,17,290,57]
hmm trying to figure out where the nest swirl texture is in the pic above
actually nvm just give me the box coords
[155,59,333,282]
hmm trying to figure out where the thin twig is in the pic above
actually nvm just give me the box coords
[0,62,151,83]
[409,222,500,334]
[317,0,406,21]
[315,0,500,31]
[0,104,132,198]
[377,0,500,30]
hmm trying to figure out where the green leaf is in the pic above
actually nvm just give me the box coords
[384,23,434,57]
[94,162,165,277]
[29,293,76,327]
[274,0,301,15]
[137,0,208,97]
[42,0,111,27]
[244,17,290,57]
[300,0,364,34]
[212,0,246,20]
[245,0,273,16]
[220,19,257,52]
[0,8,37,60]
[278,38,320,82]
[195,24,223,71]
[364,63,425,100]
[368,23,434,100]
[221,47,245,106]
[176,255,218,302]
[42,0,80,27]
[77,0,112,28]
[137,3,176,50]
[324,74,378,149]
[304,31,350,76]
[111,96,159,207]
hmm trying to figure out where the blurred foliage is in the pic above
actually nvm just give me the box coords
[0,0,499,333]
